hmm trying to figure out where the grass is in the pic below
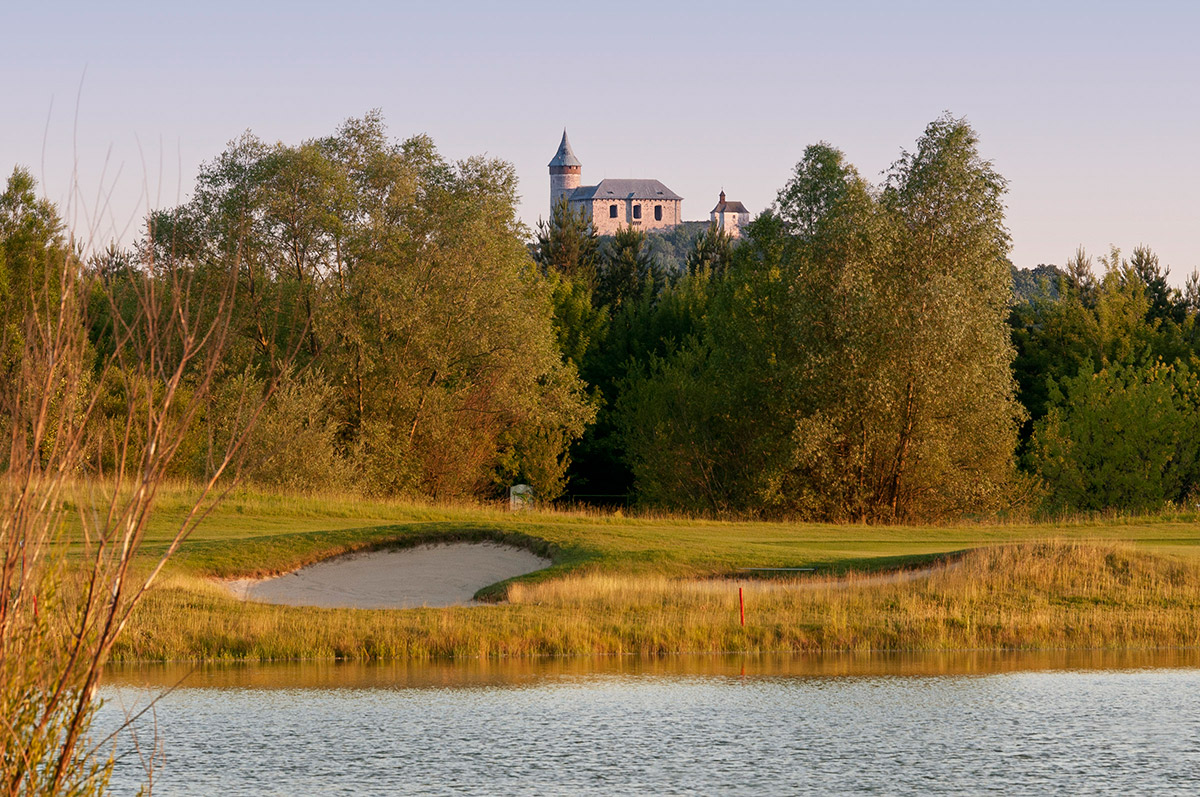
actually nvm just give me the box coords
[117,541,1200,661]
[91,483,1200,662]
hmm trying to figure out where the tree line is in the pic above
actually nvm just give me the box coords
[4,111,1200,518]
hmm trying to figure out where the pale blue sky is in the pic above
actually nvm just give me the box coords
[3,1,1198,279]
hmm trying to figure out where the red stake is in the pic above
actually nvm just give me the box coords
[739,586,745,627]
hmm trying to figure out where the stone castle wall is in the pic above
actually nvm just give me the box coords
[713,209,751,238]
[581,197,682,236]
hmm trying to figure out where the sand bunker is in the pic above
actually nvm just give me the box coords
[225,542,551,609]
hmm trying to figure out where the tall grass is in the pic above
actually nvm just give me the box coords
[114,542,1200,662]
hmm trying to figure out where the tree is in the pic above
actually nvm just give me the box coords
[1030,360,1200,511]
[1009,246,1189,436]
[775,141,861,240]
[328,131,593,499]
[617,236,793,514]
[534,197,608,419]
[567,225,713,503]
[546,270,607,374]
[533,196,599,287]
[152,114,594,500]
[639,221,709,275]
[621,117,1025,521]
[1126,245,1180,323]
[1011,264,1062,303]
[874,114,1024,518]
[1062,246,1098,304]
[617,147,864,516]
[596,226,659,309]
[0,167,67,376]
[685,222,734,276]
[1184,269,1200,315]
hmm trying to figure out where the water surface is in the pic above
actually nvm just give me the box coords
[99,652,1200,795]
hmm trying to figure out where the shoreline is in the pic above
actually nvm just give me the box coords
[118,538,1200,663]
[101,647,1200,688]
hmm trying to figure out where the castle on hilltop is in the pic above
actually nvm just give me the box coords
[549,130,750,238]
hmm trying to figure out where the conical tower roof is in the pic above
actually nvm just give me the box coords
[548,129,582,168]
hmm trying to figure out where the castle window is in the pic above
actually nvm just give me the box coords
[654,205,662,221]
[609,204,618,218]
[633,205,642,220]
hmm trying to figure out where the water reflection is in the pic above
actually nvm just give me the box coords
[97,652,1200,796]
[104,648,1200,691]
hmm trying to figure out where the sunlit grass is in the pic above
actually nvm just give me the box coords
[50,480,1200,661]
[103,480,1200,582]
[115,541,1200,661]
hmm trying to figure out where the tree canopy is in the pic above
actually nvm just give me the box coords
[9,110,1200,517]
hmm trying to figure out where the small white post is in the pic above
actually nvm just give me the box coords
[509,484,533,511]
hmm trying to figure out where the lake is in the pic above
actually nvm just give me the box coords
[98,651,1200,795]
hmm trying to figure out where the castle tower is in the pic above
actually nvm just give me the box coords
[710,190,750,239]
[548,129,582,212]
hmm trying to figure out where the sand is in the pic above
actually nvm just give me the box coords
[224,542,552,609]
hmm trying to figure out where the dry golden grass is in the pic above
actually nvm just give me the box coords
[114,541,1200,662]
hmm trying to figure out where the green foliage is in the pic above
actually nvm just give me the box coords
[1030,360,1200,511]
[685,222,734,276]
[562,216,741,502]
[1061,246,1098,303]
[1009,245,1192,431]
[1183,270,1200,314]
[1127,245,1179,323]
[546,271,608,373]
[620,117,1023,521]
[569,254,715,500]
[616,335,737,512]
[1009,241,1200,516]
[16,108,1200,529]
[0,167,67,371]
[639,220,709,275]
[1011,264,1061,303]
[596,226,661,309]
[875,115,1024,516]
[533,197,599,286]
[213,369,350,492]
[775,141,859,240]
[147,114,593,500]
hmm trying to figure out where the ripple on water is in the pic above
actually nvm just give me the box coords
[98,654,1200,796]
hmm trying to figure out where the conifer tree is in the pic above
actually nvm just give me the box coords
[685,222,734,276]
[597,226,658,309]
[533,196,599,287]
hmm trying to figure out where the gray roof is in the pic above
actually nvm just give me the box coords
[570,178,682,202]
[711,199,749,214]
[548,130,582,168]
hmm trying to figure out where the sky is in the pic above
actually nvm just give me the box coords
[3,0,1198,280]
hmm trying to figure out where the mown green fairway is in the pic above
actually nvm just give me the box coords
[98,484,1200,662]
[136,484,1200,583]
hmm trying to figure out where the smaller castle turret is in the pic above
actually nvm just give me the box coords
[710,190,750,238]
[548,130,582,210]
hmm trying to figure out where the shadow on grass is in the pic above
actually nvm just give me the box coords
[169,522,594,581]
[729,548,978,580]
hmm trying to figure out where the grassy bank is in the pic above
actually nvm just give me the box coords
[97,484,1200,661]
[119,541,1200,660]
